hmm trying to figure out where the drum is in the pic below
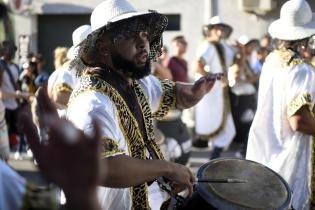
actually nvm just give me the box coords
[178,158,292,210]
[157,110,192,165]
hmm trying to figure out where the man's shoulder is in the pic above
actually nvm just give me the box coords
[70,88,113,106]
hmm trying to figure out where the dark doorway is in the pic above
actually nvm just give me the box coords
[38,14,89,73]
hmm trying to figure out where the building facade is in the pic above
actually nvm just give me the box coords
[4,0,315,74]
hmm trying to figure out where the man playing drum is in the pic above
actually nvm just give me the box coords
[67,0,223,209]
[246,0,315,209]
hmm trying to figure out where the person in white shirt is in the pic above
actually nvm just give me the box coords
[0,41,29,150]
[48,25,92,111]
[67,0,223,209]
[194,16,236,159]
[246,0,315,209]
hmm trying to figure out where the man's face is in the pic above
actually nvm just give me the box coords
[175,38,187,54]
[2,46,16,60]
[109,19,152,79]
[209,25,225,41]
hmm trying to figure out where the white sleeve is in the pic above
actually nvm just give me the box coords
[67,91,126,158]
[286,64,315,117]
[196,42,222,73]
[139,75,176,119]
[196,43,215,65]
[0,161,26,210]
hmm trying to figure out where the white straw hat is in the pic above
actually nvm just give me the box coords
[237,35,259,46]
[89,0,168,60]
[203,16,233,39]
[91,0,165,32]
[268,0,315,41]
[67,25,92,60]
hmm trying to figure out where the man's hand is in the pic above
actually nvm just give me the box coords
[192,73,223,98]
[164,162,195,197]
[20,87,102,210]
[175,73,223,109]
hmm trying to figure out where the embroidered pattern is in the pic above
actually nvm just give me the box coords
[100,137,124,158]
[268,49,306,69]
[152,79,176,120]
[134,80,165,159]
[70,75,170,210]
[53,82,73,93]
[287,93,312,118]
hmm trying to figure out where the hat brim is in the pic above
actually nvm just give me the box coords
[206,23,233,39]
[67,45,79,60]
[268,13,315,40]
[109,11,153,25]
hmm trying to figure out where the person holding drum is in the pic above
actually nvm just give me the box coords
[246,0,315,209]
[66,0,223,209]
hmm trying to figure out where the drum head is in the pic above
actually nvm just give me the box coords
[196,158,291,210]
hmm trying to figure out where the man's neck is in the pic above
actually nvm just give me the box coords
[174,52,183,59]
[207,37,220,43]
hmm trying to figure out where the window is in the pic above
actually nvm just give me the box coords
[164,14,180,31]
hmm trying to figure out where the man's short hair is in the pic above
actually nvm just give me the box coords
[0,40,17,53]
[172,35,185,43]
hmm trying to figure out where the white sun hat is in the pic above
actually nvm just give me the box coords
[89,0,168,60]
[203,16,233,39]
[91,0,166,32]
[237,35,259,46]
[67,25,92,60]
[268,0,315,41]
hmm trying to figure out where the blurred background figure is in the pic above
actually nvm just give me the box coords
[252,47,269,75]
[166,35,189,82]
[33,54,49,89]
[157,35,192,165]
[47,46,69,110]
[0,40,30,152]
[227,35,260,157]
[309,35,315,67]
[193,16,235,160]
[19,61,36,95]
[48,25,92,113]
[53,47,68,70]
[0,44,10,161]
[260,33,272,52]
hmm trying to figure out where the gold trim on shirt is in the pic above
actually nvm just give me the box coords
[53,82,73,93]
[152,79,176,120]
[70,75,170,210]
[287,93,312,118]
[100,137,124,158]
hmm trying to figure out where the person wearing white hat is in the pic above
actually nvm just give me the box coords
[47,25,92,111]
[246,0,315,209]
[66,0,223,209]
[193,16,236,159]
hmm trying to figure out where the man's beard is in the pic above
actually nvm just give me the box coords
[111,52,151,80]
